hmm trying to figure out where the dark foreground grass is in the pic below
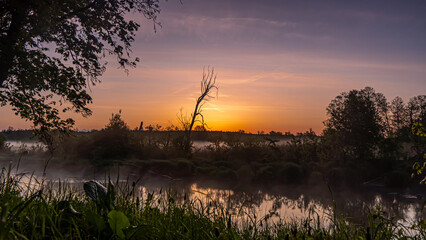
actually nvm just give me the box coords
[0,165,425,240]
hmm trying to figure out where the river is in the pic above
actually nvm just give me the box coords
[3,140,424,232]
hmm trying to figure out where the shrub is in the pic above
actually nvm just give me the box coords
[327,168,346,187]
[257,165,276,182]
[279,162,304,184]
[90,129,131,166]
[236,165,255,183]
[175,159,195,177]
[214,167,238,181]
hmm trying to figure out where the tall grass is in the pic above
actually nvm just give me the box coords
[0,164,424,239]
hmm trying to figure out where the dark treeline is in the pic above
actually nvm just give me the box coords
[1,128,34,141]
[0,87,425,188]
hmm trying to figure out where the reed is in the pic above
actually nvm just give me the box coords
[0,164,424,239]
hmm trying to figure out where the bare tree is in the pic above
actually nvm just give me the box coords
[177,67,218,154]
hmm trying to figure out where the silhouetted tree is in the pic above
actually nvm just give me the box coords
[324,87,385,159]
[0,0,160,137]
[105,110,128,130]
[91,110,130,163]
[178,67,218,155]
[194,125,207,131]
[390,96,408,134]
[407,95,426,126]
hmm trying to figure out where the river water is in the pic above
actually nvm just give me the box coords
[11,169,425,231]
[5,140,46,151]
[3,140,425,231]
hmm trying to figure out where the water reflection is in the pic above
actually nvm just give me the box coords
[5,140,45,151]
[10,170,426,229]
[132,180,424,229]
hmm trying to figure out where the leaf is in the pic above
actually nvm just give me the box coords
[84,181,107,206]
[85,209,106,233]
[108,210,130,239]
[126,225,148,239]
[420,220,426,230]
[58,200,81,216]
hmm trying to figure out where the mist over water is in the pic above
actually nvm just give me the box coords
[193,139,291,149]
[5,140,46,151]
[2,151,424,230]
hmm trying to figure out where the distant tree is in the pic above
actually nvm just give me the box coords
[390,96,409,134]
[0,0,160,137]
[407,95,426,126]
[269,130,283,136]
[145,124,154,132]
[284,131,294,137]
[105,110,128,130]
[91,111,130,163]
[324,87,385,159]
[154,124,162,131]
[194,125,206,131]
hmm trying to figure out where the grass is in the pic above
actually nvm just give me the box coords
[2,127,424,188]
[0,163,424,239]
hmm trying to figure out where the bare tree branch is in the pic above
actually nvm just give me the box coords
[179,67,218,156]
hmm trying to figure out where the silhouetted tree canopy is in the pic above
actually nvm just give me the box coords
[105,110,128,130]
[0,0,160,135]
[324,87,385,158]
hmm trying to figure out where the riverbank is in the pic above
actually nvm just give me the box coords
[0,162,424,239]
[1,126,424,189]
[1,151,425,228]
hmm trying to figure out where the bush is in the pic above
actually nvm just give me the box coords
[236,165,255,183]
[279,162,304,184]
[175,159,195,177]
[89,129,131,166]
[214,167,238,181]
[257,165,276,182]
[327,168,346,187]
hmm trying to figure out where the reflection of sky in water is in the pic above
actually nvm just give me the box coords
[134,183,424,230]
[5,140,46,151]
[192,139,291,149]
[6,139,293,152]
[9,170,425,233]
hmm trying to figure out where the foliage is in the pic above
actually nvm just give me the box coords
[0,165,424,239]
[322,87,425,185]
[106,110,129,131]
[411,122,426,184]
[0,0,160,135]
[5,86,425,187]
[412,122,426,137]
[279,162,304,184]
[324,87,385,159]
[89,111,132,164]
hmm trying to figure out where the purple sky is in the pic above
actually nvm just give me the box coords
[1,0,425,133]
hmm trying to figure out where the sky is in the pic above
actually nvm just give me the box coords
[1,0,426,133]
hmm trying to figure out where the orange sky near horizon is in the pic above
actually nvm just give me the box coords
[1,0,426,134]
[1,62,422,134]
[0,66,332,134]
